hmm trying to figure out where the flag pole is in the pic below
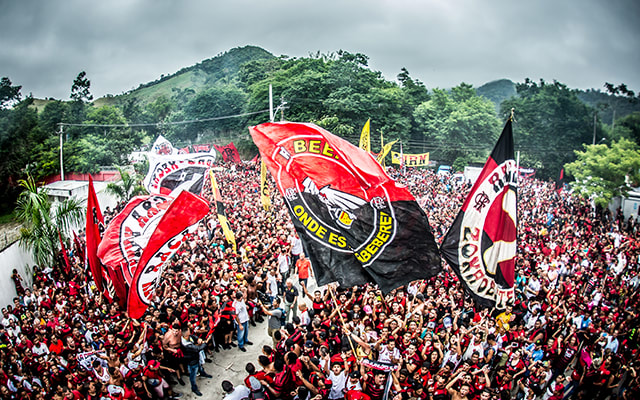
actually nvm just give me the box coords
[516,151,520,183]
[511,108,519,183]
[328,286,360,360]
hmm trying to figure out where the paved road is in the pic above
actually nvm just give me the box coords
[180,274,318,399]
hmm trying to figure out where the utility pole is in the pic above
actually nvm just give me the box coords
[612,109,616,135]
[269,84,274,123]
[592,112,597,145]
[59,124,65,181]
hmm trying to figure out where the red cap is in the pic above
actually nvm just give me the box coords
[147,360,160,369]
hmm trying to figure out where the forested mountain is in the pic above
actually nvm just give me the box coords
[1,45,639,214]
[476,79,517,110]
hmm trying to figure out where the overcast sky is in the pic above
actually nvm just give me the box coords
[1,0,638,100]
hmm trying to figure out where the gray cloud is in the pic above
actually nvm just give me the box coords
[1,0,638,100]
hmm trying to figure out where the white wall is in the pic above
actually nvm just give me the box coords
[0,241,36,308]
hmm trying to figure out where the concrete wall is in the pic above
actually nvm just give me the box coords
[0,241,36,307]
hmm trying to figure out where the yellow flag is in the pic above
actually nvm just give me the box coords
[209,170,237,253]
[359,119,371,152]
[260,160,271,211]
[376,139,398,164]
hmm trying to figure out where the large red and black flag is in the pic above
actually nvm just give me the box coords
[440,118,517,309]
[127,191,209,318]
[250,122,441,293]
[86,176,105,291]
[97,192,209,318]
[98,195,175,285]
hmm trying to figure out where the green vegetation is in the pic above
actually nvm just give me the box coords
[566,139,640,207]
[105,166,147,203]
[16,175,84,266]
[1,45,639,214]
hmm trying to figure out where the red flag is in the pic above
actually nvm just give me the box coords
[213,143,241,163]
[556,168,565,193]
[440,119,517,309]
[73,231,85,261]
[102,266,128,309]
[86,176,104,291]
[58,231,72,275]
[98,195,174,285]
[249,122,441,293]
[128,191,209,319]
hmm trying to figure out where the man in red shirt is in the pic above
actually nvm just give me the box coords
[294,253,312,295]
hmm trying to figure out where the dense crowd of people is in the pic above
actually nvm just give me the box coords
[1,162,639,400]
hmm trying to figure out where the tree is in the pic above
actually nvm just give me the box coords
[610,111,640,144]
[501,79,594,178]
[0,98,39,210]
[565,138,640,207]
[413,85,500,163]
[0,77,22,109]
[180,84,247,142]
[71,71,93,102]
[16,174,84,267]
[105,166,147,203]
[397,68,430,107]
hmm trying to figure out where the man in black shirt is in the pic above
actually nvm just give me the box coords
[181,327,212,396]
[283,279,299,323]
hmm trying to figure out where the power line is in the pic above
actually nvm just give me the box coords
[57,109,270,128]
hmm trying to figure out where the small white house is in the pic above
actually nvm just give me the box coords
[42,180,89,203]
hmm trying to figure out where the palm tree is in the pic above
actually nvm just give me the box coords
[105,165,147,204]
[16,174,84,268]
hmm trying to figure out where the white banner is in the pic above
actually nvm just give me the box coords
[144,152,216,195]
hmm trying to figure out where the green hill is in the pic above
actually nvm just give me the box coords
[476,79,517,110]
[95,45,274,108]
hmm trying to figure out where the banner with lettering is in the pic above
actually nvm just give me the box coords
[128,191,209,319]
[192,144,211,153]
[249,122,441,293]
[144,152,216,195]
[391,151,430,167]
[97,195,174,285]
[440,118,517,309]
